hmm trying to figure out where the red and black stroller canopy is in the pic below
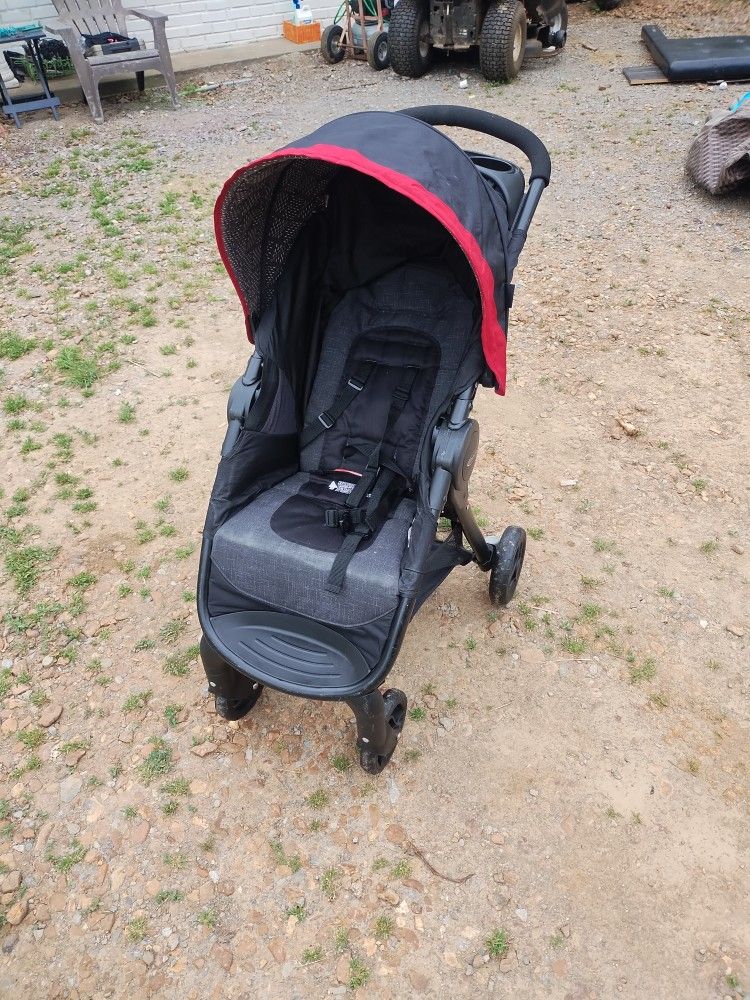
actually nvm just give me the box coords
[214,109,539,394]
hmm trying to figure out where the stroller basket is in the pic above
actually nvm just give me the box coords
[198,105,551,773]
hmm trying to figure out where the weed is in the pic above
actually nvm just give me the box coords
[18,728,45,750]
[580,575,601,589]
[68,571,96,590]
[159,619,186,644]
[465,636,477,651]
[56,346,98,389]
[30,689,49,708]
[197,907,218,929]
[59,738,89,753]
[46,840,86,873]
[649,692,669,709]
[4,546,57,595]
[138,737,173,783]
[527,527,545,541]
[691,479,707,494]
[134,637,156,651]
[561,637,587,655]
[122,690,152,712]
[726,974,740,990]
[123,806,138,819]
[164,703,182,727]
[706,659,721,671]
[286,903,307,921]
[270,840,301,873]
[307,789,329,810]
[374,915,393,939]
[163,644,199,676]
[0,331,36,360]
[334,928,350,952]
[486,928,510,959]
[3,394,29,415]
[302,945,324,964]
[127,916,148,942]
[657,586,675,598]
[174,543,195,559]
[320,867,340,900]
[392,860,412,879]
[605,806,621,820]
[549,932,565,948]
[685,757,700,775]
[699,540,718,555]
[408,706,426,721]
[163,851,188,869]
[161,778,190,796]
[160,343,177,356]
[169,466,189,482]
[593,538,616,553]
[155,888,184,904]
[348,958,370,990]
[630,657,657,684]
[331,753,352,772]
[118,402,136,423]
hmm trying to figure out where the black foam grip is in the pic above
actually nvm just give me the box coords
[399,105,552,186]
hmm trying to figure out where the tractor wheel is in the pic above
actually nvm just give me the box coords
[479,0,527,83]
[389,0,432,78]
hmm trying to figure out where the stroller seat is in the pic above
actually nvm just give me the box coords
[211,471,416,628]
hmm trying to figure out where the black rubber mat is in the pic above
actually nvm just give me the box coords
[642,24,750,83]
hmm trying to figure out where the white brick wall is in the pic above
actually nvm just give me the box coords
[0,1,339,52]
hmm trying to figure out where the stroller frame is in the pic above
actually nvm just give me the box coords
[198,106,551,773]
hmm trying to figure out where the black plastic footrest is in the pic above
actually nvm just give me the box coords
[210,611,369,693]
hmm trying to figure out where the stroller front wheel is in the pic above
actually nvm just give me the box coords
[358,687,407,774]
[488,525,526,607]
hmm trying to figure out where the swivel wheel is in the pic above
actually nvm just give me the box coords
[215,681,263,721]
[359,688,407,774]
[488,525,526,607]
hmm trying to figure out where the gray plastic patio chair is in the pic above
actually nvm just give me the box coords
[46,0,179,123]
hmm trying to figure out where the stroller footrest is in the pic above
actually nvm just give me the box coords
[210,611,369,692]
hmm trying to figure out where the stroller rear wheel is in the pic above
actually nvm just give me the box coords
[200,635,263,721]
[358,688,407,774]
[488,525,526,607]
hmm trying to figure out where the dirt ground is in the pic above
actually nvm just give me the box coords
[1,2,748,998]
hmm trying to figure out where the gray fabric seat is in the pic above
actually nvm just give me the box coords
[211,473,415,628]
[210,264,478,631]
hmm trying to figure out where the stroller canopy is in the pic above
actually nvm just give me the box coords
[215,110,511,392]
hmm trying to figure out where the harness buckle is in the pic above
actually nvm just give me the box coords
[347,375,365,391]
[318,411,334,430]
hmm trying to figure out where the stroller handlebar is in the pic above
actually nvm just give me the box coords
[398,105,552,186]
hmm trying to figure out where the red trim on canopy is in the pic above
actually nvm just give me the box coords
[214,144,507,393]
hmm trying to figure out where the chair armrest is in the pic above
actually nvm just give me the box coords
[121,6,168,24]
[43,19,84,50]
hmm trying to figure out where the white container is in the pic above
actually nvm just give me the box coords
[297,4,313,24]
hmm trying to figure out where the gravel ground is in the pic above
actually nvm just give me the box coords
[0,3,748,998]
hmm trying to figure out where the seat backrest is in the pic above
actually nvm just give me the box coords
[52,0,125,36]
[301,264,480,481]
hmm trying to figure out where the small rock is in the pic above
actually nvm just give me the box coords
[59,776,83,803]
[210,943,233,972]
[378,887,400,906]
[268,939,286,963]
[616,417,639,437]
[560,923,571,938]
[730,543,744,555]
[336,955,350,984]
[41,656,54,668]
[38,704,63,728]
[515,907,528,922]
[726,624,744,638]
[142,950,155,966]
[6,899,28,926]
[191,742,218,758]
[1,871,21,893]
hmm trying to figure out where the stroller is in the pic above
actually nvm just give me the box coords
[198,106,551,773]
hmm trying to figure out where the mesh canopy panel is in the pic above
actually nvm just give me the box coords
[218,158,336,324]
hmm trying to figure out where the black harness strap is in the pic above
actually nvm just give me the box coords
[323,365,419,595]
[300,360,376,449]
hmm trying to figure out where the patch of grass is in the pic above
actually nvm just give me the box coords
[302,945,324,964]
[699,539,718,555]
[118,402,136,423]
[465,636,477,651]
[408,706,426,721]
[374,914,393,939]
[163,851,188,869]
[56,346,99,389]
[334,928,350,952]
[392,860,412,879]
[270,840,301,873]
[161,778,190,796]
[46,840,86,873]
[138,737,173,784]
[685,757,700,775]
[649,692,669,709]
[331,753,352,773]
[164,703,182,727]
[3,394,29,415]
[163,644,199,677]
[169,466,189,482]
[629,657,657,684]
[122,689,152,713]
[4,545,58,595]
[320,867,340,901]
[159,618,187,644]
[286,902,307,921]
[18,727,45,750]
[657,586,675,598]
[348,958,370,990]
[307,789,329,810]
[134,636,156,651]
[486,928,510,959]
[174,543,195,560]
[561,637,587,655]
[30,689,49,708]
[197,907,217,929]
[123,805,138,819]
[527,527,545,541]
[127,916,148,942]
[59,738,89,753]
[593,537,616,553]
[68,570,96,591]
[0,331,36,360]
